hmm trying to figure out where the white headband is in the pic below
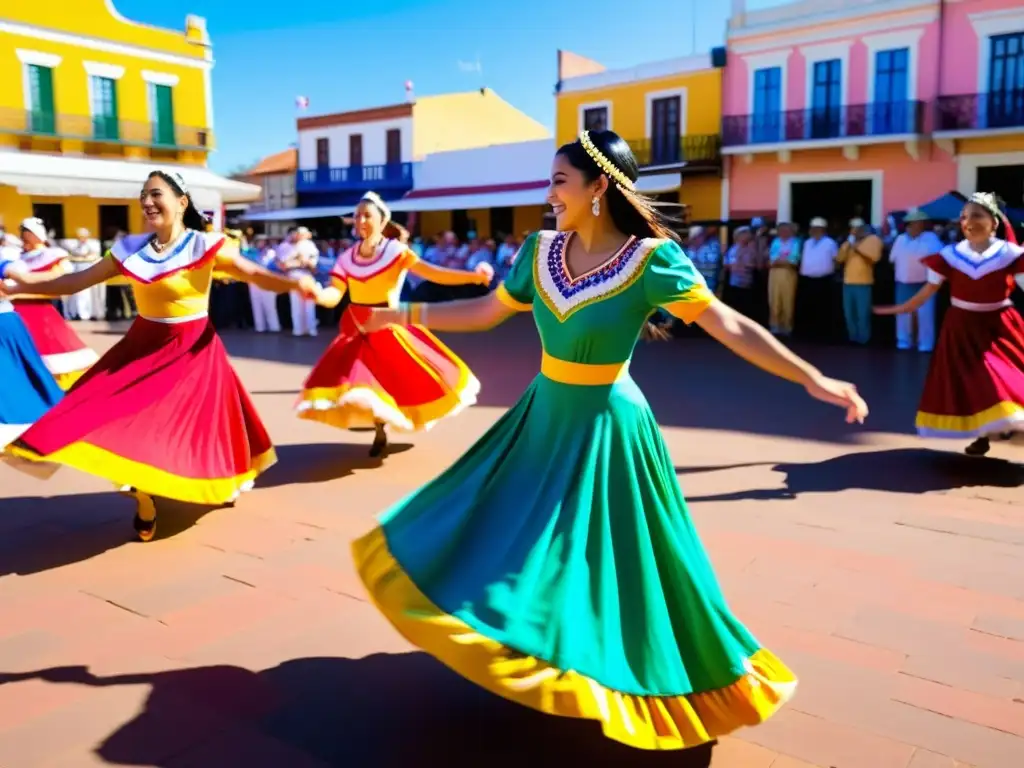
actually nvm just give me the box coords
[360,191,391,224]
[19,217,48,243]
[155,169,190,195]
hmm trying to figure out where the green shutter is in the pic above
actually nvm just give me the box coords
[91,76,119,141]
[152,84,176,146]
[28,65,56,135]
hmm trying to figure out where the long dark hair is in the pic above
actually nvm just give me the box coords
[556,130,679,242]
[147,170,207,232]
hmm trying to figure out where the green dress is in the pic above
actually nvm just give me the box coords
[352,230,796,750]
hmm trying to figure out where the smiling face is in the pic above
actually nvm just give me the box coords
[548,153,605,232]
[353,201,383,240]
[960,203,997,242]
[140,174,187,232]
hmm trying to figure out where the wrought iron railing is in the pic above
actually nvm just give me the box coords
[722,101,925,146]
[297,162,414,191]
[629,135,721,168]
[0,107,212,150]
[936,91,1024,132]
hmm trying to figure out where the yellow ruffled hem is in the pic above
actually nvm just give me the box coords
[916,400,1024,433]
[53,369,86,391]
[4,442,277,506]
[352,526,797,751]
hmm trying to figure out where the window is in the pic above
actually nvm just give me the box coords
[316,137,329,168]
[650,96,681,165]
[349,134,363,166]
[90,75,118,140]
[752,66,782,143]
[873,48,909,134]
[582,106,608,132]
[149,83,175,146]
[810,59,842,139]
[386,129,401,165]
[988,32,1024,128]
[26,64,56,135]
[31,203,64,241]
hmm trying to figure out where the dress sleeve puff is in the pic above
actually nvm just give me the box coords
[329,249,348,291]
[643,239,715,324]
[921,249,951,285]
[398,244,419,270]
[495,232,538,312]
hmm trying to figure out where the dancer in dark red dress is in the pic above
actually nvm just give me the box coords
[875,192,1024,456]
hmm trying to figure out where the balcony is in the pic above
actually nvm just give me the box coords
[296,163,414,193]
[935,92,1024,134]
[0,107,212,151]
[629,135,721,170]
[722,101,925,150]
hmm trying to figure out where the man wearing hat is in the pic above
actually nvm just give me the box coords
[275,226,320,336]
[798,217,839,341]
[889,208,942,352]
[836,217,884,345]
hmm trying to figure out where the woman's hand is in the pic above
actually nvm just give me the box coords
[805,374,869,424]
[0,278,23,298]
[872,305,899,315]
[473,262,494,285]
[296,275,321,301]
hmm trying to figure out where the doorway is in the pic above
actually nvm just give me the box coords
[789,179,873,236]
[99,204,129,251]
[31,202,65,241]
[976,164,1024,209]
[490,207,514,239]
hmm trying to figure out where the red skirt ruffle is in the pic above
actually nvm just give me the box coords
[5,317,276,504]
[13,299,98,389]
[297,306,479,431]
[916,305,1024,438]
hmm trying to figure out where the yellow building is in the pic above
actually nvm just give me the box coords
[0,0,257,241]
[554,48,726,224]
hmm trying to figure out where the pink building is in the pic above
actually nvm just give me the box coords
[722,0,1024,229]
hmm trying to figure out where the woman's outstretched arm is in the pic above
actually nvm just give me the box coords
[359,292,518,333]
[1,258,119,297]
[873,282,941,316]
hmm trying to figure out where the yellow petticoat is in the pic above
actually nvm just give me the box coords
[53,369,86,391]
[916,400,1024,434]
[352,526,797,751]
[5,441,277,506]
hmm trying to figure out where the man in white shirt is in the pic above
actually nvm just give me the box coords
[62,228,103,321]
[276,227,319,336]
[798,216,839,342]
[249,235,282,333]
[890,208,942,352]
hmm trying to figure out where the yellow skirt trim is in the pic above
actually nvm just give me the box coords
[916,400,1024,433]
[297,324,479,432]
[352,526,797,751]
[53,369,86,391]
[5,442,277,506]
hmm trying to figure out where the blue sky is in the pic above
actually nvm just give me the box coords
[115,0,782,174]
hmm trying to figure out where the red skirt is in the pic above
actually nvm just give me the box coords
[297,306,479,431]
[13,299,98,389]
[916,305,1024,438]
[4,316,276,505]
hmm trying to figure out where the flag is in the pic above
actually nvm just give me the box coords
[295,95,309,110]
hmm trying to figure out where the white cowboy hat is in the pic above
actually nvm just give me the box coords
[809,217,828,228]
[904,208,930,223]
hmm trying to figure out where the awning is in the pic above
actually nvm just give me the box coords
[244,205,346,222]
[0,153,261,207]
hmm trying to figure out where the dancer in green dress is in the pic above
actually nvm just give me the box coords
[347,130,869,751]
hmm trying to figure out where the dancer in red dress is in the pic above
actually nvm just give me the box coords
[1,170,319,541]
[875,192,1024,456]
[11,218,98,389]
[303,191,492,457]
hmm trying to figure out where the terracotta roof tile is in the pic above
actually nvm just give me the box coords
[246,148,297,176]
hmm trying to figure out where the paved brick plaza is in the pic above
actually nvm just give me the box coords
[0,317,1021,767]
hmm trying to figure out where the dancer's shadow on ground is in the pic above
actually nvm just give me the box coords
[680,447,1024,503]
[262,442,412,488]
[0,655,715,767]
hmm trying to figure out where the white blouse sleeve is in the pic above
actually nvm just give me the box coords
[927,268,946,285]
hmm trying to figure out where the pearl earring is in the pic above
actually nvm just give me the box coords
[591,196,601,217]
